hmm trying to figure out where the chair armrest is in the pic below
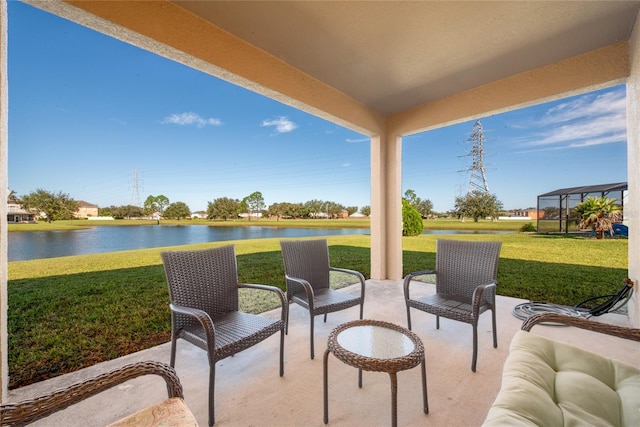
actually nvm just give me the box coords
[284,274,315,304]
[403,269,436,300]
[239,283,287,320]
[240,283,286,306]
[522,312,640,342]
[471,282,496,317]
[329,267,366,295]
[170,303,216,344]
[0,361,183,427]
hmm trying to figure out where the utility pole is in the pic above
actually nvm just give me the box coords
[130,169,142,207]
[462,120,490,195]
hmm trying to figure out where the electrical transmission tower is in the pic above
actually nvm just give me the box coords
[462,120,490,194]
[130,169,142,207]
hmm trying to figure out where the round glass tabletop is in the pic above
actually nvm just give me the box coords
[337,325,415,359]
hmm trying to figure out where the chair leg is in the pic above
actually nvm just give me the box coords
[492,308,498,348]
[208,358,216,427]
[167,336,179,398]
[406,306,412,331]
[310,313,315,359]
[324,312,328,323]
[471,324,478,372]
[285,303,290,335]
[169,335,178,367]
[279,328,285,377]
[436,315,440,330]
[359,301,364,319]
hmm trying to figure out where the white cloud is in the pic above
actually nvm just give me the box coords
[261,116,297,134]
[161,112,222,128]
[565,131,628,148]
[513,87,626,151]
[346,137,370,143]
[342,162,352,167]
[517,131,627,154]
[530,113,626,146]
[110,117,127,126]
[540,89,625,125]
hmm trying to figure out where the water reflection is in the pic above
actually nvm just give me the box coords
[8,225,370,261]
[8,225,514,261]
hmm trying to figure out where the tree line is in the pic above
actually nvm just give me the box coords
[11,189,370,221]
[12,187,505,224]
[207,192,363,221]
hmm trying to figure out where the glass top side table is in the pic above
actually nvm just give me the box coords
[323,319,429,427]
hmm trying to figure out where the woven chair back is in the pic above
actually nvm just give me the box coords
[162,245,240,321]
[281,239,331,293]
[435,240,501,300]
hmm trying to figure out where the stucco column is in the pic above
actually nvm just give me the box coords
[0,0,8,401]
[370,133,403,280]
[626,10,640,328]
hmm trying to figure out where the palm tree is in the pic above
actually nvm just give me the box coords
[7,190,19,203]
[574,196,622,239]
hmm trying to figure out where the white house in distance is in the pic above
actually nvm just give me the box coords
[5,199,100,221]
[74,201,99,219]
[6,201,35,223]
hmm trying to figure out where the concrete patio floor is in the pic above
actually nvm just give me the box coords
[8,279,639,427]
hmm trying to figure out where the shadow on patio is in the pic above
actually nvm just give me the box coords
[8,280,638,427]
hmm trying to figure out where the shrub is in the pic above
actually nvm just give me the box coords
[402,199,424,236]
[520,222,536,232]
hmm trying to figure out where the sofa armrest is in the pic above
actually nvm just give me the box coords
[0,361,184,426]
[522,312,640,342]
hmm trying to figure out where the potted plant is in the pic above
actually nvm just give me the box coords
[574,196,622,239]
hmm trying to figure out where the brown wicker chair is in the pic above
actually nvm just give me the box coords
[280,239,365,359]
[0,360,198,426]
[404,239,501,372]
[161,245,286,427]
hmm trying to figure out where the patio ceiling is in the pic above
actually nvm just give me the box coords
[24,1,640,129]
[173,1,640,115]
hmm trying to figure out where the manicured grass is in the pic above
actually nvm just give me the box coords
[8,231,627,388]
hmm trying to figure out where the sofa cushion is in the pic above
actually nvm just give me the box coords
[107,397,198,427]
[483,330,640,426]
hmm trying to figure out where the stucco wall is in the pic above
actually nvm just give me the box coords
[627,10,640,327]
[0,0,8,401]
[387,42,629,136]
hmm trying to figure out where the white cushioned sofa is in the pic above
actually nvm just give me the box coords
[483,312,640,427]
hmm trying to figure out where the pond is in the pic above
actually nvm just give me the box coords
[8,225,371,261]
[8,225,514,261]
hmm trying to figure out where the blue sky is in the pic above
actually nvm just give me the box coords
[8,2,628,213]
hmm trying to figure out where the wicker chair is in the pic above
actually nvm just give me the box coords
[280,239,365,359]
[161,245,286,427]
[0,361,198,426]
[403,239,501,372]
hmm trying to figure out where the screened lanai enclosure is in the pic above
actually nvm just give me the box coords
[537,182,628,233]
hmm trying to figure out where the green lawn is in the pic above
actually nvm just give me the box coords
[7,227,628,388]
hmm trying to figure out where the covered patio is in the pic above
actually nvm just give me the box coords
[1,0,640,414]
[7,279,638,426]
